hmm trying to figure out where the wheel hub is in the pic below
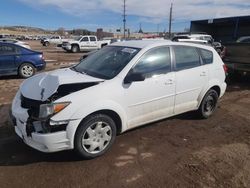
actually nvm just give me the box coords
[205,95,215,112]
[82,122,112,154]
[22,65,33,76]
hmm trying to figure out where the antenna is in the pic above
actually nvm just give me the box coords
[168,3,173,39]
[123,0,126,39]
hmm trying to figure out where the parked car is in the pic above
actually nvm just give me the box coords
[0,42,46,78]
[173,34,214,43]
[0,38,31,49]
[223,36,250,75]
[11,40,227,159]
[62,35,111,53]
[172,34,226,58]
[41,35,69,46]
[236,36,250,43]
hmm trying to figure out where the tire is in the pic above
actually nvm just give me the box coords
[18,63,36,78]
[44,41,49,46]
[74,114,117,159]
[197,89,219,119]
[71,45,79,53]
[101,43,107,48]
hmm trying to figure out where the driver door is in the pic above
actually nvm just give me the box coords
[80,36,90,50]
[123,46,176,128]
[0,44,17,75]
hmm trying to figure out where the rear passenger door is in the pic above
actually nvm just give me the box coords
[89,36,98,49]
[173,46,208,114]
[0,44,17,75]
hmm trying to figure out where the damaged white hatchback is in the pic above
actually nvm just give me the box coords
[11,40,227,159]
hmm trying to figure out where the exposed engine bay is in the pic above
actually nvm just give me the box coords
[18,68,103,136]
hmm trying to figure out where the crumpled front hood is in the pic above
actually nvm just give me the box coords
[20,68,104,101]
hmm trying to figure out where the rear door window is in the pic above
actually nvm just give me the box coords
[174,46,201,71]
[90,37,97,42]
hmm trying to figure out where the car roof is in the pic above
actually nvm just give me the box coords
[110,40,214,51]
[178,39,208,43]
[0,42,15,45]
[111,40,174,48]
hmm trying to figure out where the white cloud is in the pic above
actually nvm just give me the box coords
[19,0,250,23]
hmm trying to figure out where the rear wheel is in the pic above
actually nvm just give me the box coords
[18,63,36,78]
[197,89,218,119]
[74,114,117,159]
[101,43,107,48]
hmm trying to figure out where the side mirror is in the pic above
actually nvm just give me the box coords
[124,72,145,84]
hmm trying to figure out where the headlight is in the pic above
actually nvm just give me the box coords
[50,119,69,126]
[39,102,70,118]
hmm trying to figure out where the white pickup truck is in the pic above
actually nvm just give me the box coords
[62,35,111,53]
[41,36,69,46]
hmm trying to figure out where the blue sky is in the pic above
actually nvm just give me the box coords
[0,0,249,33]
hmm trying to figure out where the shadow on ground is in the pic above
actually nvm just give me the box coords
[0,136,83,166]
[226,74,250,92]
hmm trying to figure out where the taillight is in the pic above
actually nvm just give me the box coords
[223,64,228,74]
[220,46,226,59]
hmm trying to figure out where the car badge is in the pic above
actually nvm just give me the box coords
[41,88,45,100]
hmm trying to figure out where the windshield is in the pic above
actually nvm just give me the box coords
[73,46,140,79]
[74,36,83,41]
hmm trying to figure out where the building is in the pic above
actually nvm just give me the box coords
[96,28,114,40]
[190,15,250,42]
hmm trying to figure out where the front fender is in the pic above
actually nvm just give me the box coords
[51,99,128,133]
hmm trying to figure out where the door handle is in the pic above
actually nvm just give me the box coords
[200,72,206,76]
[164,79,174,85]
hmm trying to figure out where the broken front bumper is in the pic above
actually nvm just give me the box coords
[11,91,80,153]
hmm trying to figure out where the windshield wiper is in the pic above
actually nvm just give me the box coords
[71,66,86,75]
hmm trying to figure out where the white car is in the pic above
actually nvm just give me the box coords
[41,36,69,46]
[11,40,227,159]
[0,38,31,49]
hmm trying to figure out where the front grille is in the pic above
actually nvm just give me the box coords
[62,42,69,46]
[21,95,47,118]
[20,95,67,135]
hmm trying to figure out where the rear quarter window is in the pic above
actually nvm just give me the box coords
[200,49,213,64]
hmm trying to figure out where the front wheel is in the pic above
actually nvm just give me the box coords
[71,45,79,53]
[197,89,219,119]
[18,63,36,78]
[74,114,117,159]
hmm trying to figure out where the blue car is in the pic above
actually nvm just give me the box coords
[0,42,46,78]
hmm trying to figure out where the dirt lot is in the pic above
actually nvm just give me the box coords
[0,41,250,188]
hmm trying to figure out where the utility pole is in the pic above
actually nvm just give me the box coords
[123,0,126,39]
[168,3,173,39]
